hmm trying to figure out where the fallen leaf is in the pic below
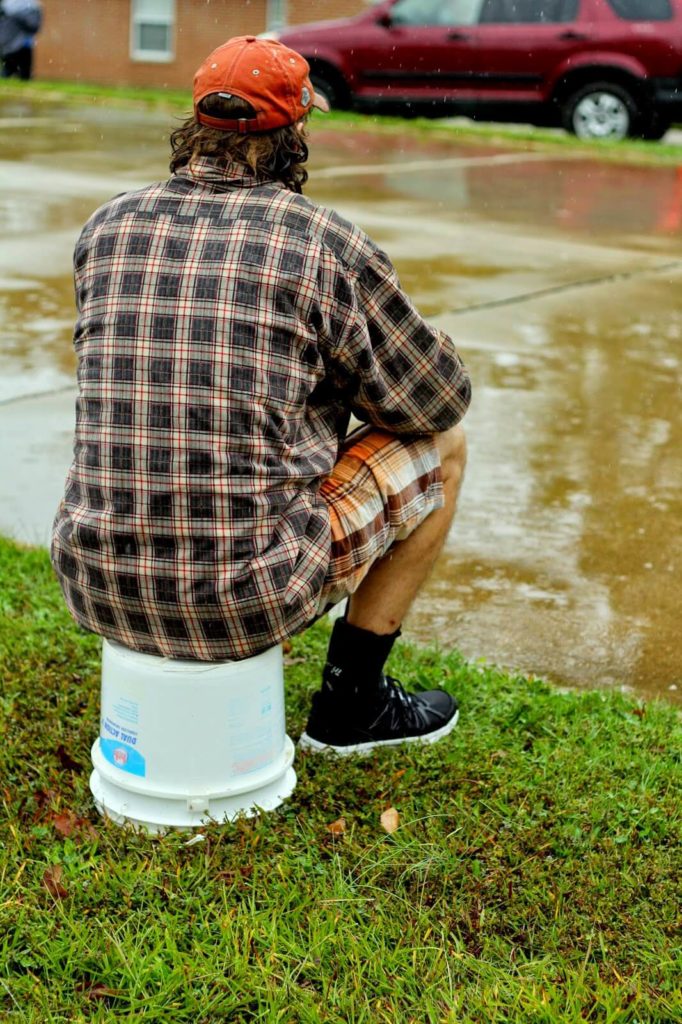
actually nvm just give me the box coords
[50,810,99,841]
[326,817,346,836]
[52,812,77,836]
[380,807,400,833]
[55,745,81,772]
[33,788,58,811]
[42,864,68,899]
[215,864,253,886]
[75,981,121,1001]
[392,769,407,781]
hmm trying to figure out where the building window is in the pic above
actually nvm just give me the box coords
[131,0,175,63]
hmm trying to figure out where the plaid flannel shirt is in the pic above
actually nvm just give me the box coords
[51,157,471,661]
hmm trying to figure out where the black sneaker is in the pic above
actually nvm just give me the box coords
[299,676,459,755]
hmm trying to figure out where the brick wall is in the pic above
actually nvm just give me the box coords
[35,0,366,88]
[288,1,367,26]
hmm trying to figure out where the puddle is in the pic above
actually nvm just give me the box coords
[0,98,680,702]
[0,276,76,399]
[409,274,682,703]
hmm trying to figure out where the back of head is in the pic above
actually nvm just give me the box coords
[170,92,310,194]
[170,35,329,194]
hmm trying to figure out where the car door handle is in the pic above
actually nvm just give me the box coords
[447,30,471,41]
[558,30,589,41]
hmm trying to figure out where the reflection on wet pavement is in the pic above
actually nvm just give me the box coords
[0,98,680,702]
[0,276,75,400]
[416,276,682,701]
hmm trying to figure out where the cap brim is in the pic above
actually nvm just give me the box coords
[311,93,330,114]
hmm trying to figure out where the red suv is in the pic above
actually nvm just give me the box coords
[271,0,682,140]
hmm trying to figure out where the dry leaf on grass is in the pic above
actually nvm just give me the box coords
[55,745,81,772]
[380,807,400,833]
[75,981,121,1001]
[33,788,58,811]
[51,810,99,840]
[326,817,347,836]
[52,812,77,837]
[42,864,68,899]
[215,865,253,888]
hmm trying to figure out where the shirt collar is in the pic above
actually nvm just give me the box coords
[175,156,284,192]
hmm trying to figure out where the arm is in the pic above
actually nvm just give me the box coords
[3,0,41,34]
[318,247,471,435]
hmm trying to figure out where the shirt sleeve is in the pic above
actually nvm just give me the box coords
[317,246,472,435]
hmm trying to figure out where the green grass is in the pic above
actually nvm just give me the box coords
[0,535,680,1022]
[2,76,682,166]
[321,109,682,166]
[0,76,193,110]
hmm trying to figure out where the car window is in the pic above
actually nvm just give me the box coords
[606,0,672,20]
[391,0,485,27]
[478,0,579,22]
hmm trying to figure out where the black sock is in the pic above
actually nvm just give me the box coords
[322,617,401,698]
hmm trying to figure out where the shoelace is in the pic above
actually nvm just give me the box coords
[369,676,430,732]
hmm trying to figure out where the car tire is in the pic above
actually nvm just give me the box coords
[310,72,340,111]
[561,81,640,141]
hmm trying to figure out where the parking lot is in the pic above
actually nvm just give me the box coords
[0,97,680,701]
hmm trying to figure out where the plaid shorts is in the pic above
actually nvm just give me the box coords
[316,427,443,611]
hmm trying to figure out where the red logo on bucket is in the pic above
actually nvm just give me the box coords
[113,747,128,766]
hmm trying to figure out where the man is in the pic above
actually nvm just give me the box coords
[0,0,42,80]
[52,36,471,755]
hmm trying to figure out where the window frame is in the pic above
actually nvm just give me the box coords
[130,0,176,64]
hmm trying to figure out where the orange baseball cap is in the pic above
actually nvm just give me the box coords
[193,35,330,133]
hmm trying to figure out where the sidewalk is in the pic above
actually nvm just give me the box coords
[0,388,74,546]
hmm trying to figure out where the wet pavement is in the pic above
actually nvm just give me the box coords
[0,97,680,703]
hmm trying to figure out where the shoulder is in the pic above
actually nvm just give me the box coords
[75,181,169,239]
[73,183,169,271]
[271,190,382,276]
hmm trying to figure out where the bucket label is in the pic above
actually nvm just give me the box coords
[112,697,139,725]
[100,737,146,777]
[227,683,283,776]
[102,715,140,747]
[100,713,145,777]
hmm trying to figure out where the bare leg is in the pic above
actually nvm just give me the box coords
[301,425,467,751]
[346,424,467,635]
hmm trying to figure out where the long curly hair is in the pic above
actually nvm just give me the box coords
[169,95,309,193]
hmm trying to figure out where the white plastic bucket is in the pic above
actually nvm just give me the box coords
[90,640,296,832]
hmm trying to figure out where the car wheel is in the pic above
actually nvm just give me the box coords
[562,82,639,141]
[310,72,339,111]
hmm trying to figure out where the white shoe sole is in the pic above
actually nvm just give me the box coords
[298,708,459,756]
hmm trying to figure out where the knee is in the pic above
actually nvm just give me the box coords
[435,423,467,482]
